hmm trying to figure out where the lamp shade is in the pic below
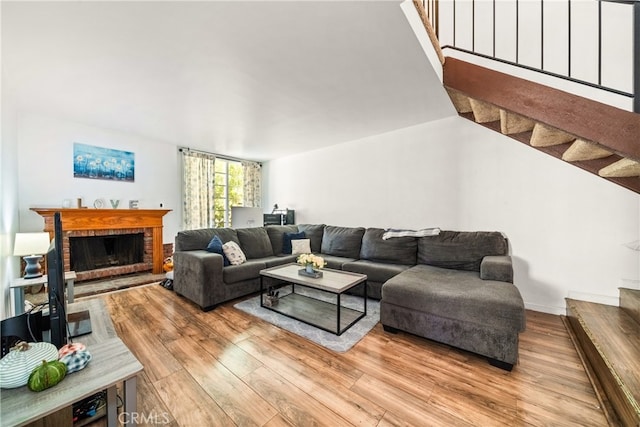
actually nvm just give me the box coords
[13,233,51,256]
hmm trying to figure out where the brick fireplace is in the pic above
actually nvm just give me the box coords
[31,208,171,282]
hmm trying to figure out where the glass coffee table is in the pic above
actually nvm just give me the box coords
[259,263,367,336]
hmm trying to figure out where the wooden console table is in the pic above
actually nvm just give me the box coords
[0,299,143,427]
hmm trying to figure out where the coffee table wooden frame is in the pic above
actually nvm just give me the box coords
[259,263,367,336]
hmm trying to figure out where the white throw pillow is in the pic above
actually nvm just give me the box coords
[222,241,247,265]
[291,239,311,255]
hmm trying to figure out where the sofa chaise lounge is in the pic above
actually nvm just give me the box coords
[173,224,526,369]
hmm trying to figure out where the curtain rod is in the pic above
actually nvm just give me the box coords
[178,147,261,165]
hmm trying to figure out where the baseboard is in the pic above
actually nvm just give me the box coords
[524,302,565,316]
[567,291,619,307]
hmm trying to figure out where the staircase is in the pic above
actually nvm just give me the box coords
[565,289,640,427]
[409,1,640,194]
[442,57,640,195]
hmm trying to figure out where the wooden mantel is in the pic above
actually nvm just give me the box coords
[31,208,171,274]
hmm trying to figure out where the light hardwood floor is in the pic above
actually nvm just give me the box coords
[85,284,608,427]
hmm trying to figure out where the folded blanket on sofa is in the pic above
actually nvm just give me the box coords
[382,228,440,240]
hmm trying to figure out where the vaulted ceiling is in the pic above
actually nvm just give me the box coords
[2,1,455,161]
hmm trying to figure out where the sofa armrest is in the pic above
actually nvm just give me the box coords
[173,250,225,310]
[480,255,513,283]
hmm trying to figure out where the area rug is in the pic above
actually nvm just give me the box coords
[234,287,380,353]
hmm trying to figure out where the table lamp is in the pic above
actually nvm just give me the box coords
[13,232,51,279]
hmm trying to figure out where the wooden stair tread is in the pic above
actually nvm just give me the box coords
[500,110,535,135]
[562,139,613,162]
[468,98,500,123]
[530,123,575,147]
[599,158,640,178]
[457,102,640,194]
[443,57,640,161]
[446,88,472,113]
[566,298,640,424]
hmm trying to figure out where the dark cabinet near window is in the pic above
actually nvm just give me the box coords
[264,210,295,225]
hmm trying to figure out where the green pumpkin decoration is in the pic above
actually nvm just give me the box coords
[27,359,67,392]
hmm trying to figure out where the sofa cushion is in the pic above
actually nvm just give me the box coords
[282,231,306,254]
[212,228,241,246]
[222,241,247,265]
[237,227,274,259]
[481,256,513,283]
[263,255,297,268]
[206,235,230,266]
[265,225,299,255]
[321,226,365,259]
[175,228,217,252]
[223,260,267,284]
[417,230,508,272]
[320,254,357,270]
[297,224,325,253]
[360,228,417,265]
[382,264,525,331]
[342,260,410,284]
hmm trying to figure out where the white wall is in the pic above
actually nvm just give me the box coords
[16,113,182,244]
[1,0,21,317]
[264,116,640,314]
[263,120,460,230]
[1,86,20,320]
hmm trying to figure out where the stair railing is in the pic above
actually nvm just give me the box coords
[420,0,639,113]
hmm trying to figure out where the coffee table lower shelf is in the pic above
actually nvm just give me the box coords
[264,291,365,336]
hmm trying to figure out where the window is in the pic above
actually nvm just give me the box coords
[181,149,261,230]
[213,159,244,228]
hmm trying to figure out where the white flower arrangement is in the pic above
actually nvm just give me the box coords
[296,253,326,270]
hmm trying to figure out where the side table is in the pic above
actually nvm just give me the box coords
[10,271,77,315]
[1,299,143,427]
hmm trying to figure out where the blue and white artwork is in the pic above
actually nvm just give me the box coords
[73,143,135,182]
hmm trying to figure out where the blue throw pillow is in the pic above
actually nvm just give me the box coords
[206,235,230,266]
[282,231,306,254]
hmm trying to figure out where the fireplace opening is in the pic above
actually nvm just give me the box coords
[70,233,144,272]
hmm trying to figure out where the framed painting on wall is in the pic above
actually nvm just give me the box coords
[73,143,135,182]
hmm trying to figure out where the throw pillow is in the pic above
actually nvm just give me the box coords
[206,235,230,266]
[282,231,306,254]
[291,239,311,255]
[222,241,247,265]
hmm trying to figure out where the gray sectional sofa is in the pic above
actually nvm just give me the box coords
[173,224,526,370]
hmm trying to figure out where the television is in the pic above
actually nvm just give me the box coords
[46,212,92,348]
[0,213,91,352]
[46,212,67,348]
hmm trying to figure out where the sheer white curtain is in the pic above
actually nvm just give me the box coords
[242,160,262,208]
[181,150,216,230]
